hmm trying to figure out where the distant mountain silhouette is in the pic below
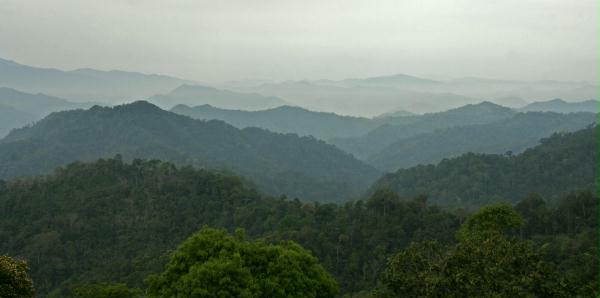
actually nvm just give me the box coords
[0,57,193,103]
[0,101,379,202]
[369,111,599,171]
[150,84,287,110]
[519,99,599,113]
[0,87,94,137]
[171,104,385,139]
[330,101,517,159]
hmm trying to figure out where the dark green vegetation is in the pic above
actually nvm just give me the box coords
[374,203,597,297]
[520,98,599,113]
[330,101,517,159]
[171,104,386,140]
[0,101,379,202]
[150,84,287,111]
[0,255,34,298]
[1,157,597,297]
[0,57,193,103]
[147,228,337,298]
[369,111,598,171]
[372,125,599,207]
[0,158,600,297]
[0,158,455,297]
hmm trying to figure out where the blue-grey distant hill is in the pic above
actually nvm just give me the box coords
[330,102,517,159]
[519,98,599,113]
[370,125,599,207]
[0,57,194,103]
[150,84,287,111]
[368,111,599,171]
[0,101,379,202]
[170,104,402,139]
[0,87,93,137]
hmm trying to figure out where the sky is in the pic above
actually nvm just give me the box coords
[0,0,598,83]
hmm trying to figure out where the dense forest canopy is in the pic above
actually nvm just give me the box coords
[1,156,597,297]
[371,125,599,207]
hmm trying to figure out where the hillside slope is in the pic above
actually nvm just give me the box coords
[370,125,599,207]
[0,101,379,201]
[330,102,517,159]
[369,112,598,171]
[171,104,386,139]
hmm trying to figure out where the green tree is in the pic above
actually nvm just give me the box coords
[374,205,573,297]
[147,227,338,298]
[0,255,34,298]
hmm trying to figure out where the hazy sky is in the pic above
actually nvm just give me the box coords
[1,0,598,83]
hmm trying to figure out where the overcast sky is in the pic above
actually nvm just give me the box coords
[0,0,598,83]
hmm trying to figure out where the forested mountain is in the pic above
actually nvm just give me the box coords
[0,101,378,201]
[330,101,517,159]
[149,84,287,110]
[369,111,598,171]
[0,57,193,103]
[1,158,596,297]
[371,125,599,207]
[0,158,460,297]
[520,98,599,113]
[171,104,385,139]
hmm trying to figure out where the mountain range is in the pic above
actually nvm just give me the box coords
[0,87,94,137]
[371,125,599,207]
[329,102,518,159]
[171,104,387,140]
[0,57,193,103]
[519,98,599,113]
[0,101,379,202]
[368,111,599,171]
[149,84,287,110]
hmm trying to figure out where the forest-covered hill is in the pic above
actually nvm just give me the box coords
[330,101,517,159]
[369,111,598,171]
[371,125,599,207]
[0,101,379,202]
[1,158,596,297]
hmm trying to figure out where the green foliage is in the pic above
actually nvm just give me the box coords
[374,214,573,297]
[72,283,141,298]
[147,227,338,298]
[0,157,459,297]
[0,256,34,298]
[372,125,599,207]
[457,203,523,241]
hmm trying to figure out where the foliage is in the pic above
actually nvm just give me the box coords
[147,227,337,298]
[0,255,34,298]
[374,205,575,298]
[372,125,599,207]
[457,203,523,241]
[0,157,459,297]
